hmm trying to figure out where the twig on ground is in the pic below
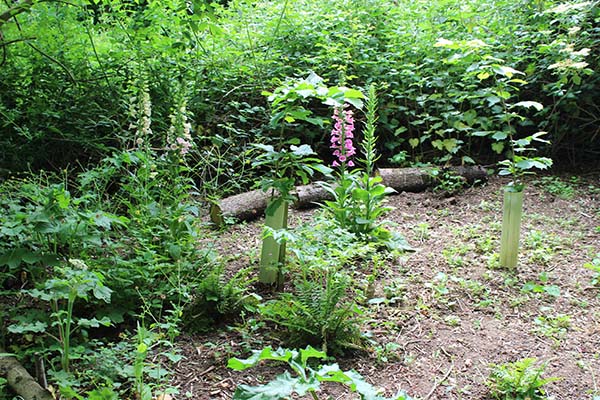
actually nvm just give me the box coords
[424,363,454,400]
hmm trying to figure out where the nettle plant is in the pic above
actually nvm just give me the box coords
[8,259,112,373]
[254,73,364,286]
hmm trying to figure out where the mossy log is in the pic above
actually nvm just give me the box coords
[209,166,487,225]
[0,350,53,400]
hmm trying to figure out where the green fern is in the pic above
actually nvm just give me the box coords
[260,272,362,354]
[183,266,257,332]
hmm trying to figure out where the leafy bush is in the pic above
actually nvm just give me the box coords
[183,266,259,332]
[0,176,124,287]
[1,0,598,176]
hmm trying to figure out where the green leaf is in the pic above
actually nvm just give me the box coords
[462,156,475,164]
[78,317,112,328]
[492,131,508,141]
[137,342,148,354]
[512,101,544,111]
[496,90,511,100]
[342,88,365,99]
[0,248,27,269]
[290,144,314,157]
[491,142,505,154]
[300,346,327,368]
[168,244,182,260]
[87,387,119,400]
[8,321,47,334]
[515,159,534,170]
[344,97,364,109]
[492,65,524,78]
[544,285,561,297]
[228,347,294,371]
[311,164,333,176]
[232,371,302,400]
[89,212,117,229]
[305,72,323,86]
[56,192,70,209]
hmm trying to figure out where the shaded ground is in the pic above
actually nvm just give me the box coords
[172,175,600,399]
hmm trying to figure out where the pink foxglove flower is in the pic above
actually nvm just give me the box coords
[330,106,356,167]
[167,104,194,157]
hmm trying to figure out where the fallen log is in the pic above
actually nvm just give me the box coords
[209,166,487,225]
[377,165,487,192]
[0,349,53,400]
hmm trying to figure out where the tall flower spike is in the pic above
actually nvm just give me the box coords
[330,106,356,167]
[167,101,194,157]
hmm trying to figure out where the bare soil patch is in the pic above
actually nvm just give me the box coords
[173,175,600,400]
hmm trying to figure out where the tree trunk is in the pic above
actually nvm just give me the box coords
[0,350,53,400]
[209,166,487,225]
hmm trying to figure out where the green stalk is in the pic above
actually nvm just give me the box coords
[362,85,378,233]
[62,291,76,372]
[499,189,524,269]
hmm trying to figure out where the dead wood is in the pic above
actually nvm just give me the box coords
[0,349,54,400]
[209,166,487,225]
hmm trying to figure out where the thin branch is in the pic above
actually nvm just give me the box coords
[0,36,36,46]
[424,363,454,400]
[26,42,77,84]
[4,0,77,85]
[0,0,34,26]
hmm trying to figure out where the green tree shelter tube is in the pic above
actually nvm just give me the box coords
[259,199,288,286]
[499,189,524,269]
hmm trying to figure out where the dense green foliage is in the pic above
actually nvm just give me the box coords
[1,0,598,179]
[1,1,598,398]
